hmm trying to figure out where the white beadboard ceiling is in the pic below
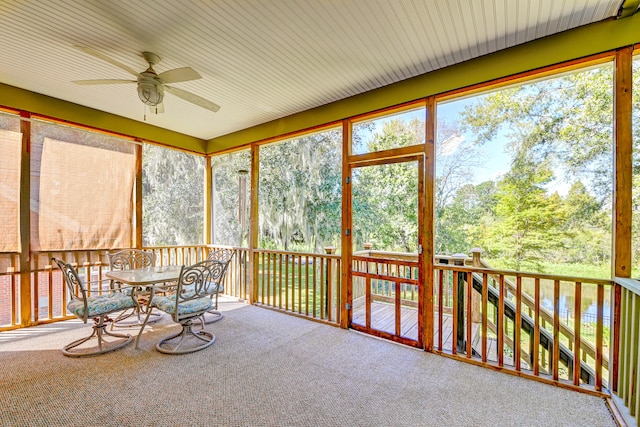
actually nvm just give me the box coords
[0,0,625,140]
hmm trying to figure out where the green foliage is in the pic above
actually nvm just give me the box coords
[211,150,251,246]
[352,119,422,252]
[258,130,342,252]
[142,144,204,246]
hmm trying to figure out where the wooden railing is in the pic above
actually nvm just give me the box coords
[0,245,249,330]
[434,262,611,396]
[611,278,640,425]
[357,249,612,396]
[0,245,625,401]
[253,249,341,325]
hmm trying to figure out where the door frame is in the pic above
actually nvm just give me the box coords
[343,149,426,347]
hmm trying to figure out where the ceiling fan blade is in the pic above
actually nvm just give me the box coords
[165,85,221,112]
[73,45,141,77]
[157,67,201,83]
[72,79,137,85]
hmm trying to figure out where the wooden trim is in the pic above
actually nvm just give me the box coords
[134,143,143,248]
[611,46,633,395]
[423,95,436,352]
[348,99,427,124]
[417,154,426,349]
[204,156,212,245]
[341,119,351,329]
[3,106,206,156]
[613,46,633,278]
[436,51,615,103]
[19,111,32,327]
[251,121,342,149]
[348,144,425,166]
[248,144,259,304]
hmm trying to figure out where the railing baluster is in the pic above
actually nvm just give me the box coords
[498,275,504,367]
[438,269,444,351]
[305,255,310,316]
[573,282,582,386]
[482,273,488,362]
[312,256,317,318]
[553,280,560,381]
[534,278,540,376]
[466,271,472,358]
[515,276,521,371]
[595,283,604,391]
[395,279,401,337]
[452,272,458,355]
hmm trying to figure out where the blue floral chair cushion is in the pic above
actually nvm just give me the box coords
[68,293,136,318]
[152,294,212,316]
[181,281,223,298]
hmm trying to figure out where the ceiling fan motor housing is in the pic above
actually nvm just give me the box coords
[137,73,164,106]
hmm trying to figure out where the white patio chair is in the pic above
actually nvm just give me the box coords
[200,248,234,324]
[52,257,137,357]
[107,249,164,327]
[150,259,226,354]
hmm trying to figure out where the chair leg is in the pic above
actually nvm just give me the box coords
[156,321,216,354]
[198,292,223,327]
[63,316,132,357]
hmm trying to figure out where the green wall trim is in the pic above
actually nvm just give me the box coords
[1,83,207,153]
[206,13,640,154]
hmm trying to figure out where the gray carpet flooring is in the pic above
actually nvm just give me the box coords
[0,297,615,427]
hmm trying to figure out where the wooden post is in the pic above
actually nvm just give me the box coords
[134,143,143,248]
[325,246,336,321]
[423,95,436,353]
[248,144,259,304]
[471,248,482,323]
[340,119,351,329]
[452,253,466,352]
[363,242,373,251]
[611,45,633,394]
[204,155,212,246]
[19,112,32,327]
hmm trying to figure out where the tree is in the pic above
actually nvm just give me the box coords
[453,64,618,274]
[142,144,204,246]
[352,118,423,252]
[258,129,342,252]
[487,154,567,271]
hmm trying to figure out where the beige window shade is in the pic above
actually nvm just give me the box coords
[33,137,136,251]
[0,130,21,252]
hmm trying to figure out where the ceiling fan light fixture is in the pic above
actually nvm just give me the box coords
[137,80,164,106]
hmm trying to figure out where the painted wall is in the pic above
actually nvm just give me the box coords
[206,13,640,154]
[0,84,206,153]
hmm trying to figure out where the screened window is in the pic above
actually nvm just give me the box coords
[351,106,425,155]
[436,63,614,279]
[143,144,204,246]
[258,128,342,252]
[30,120,136,251]
[211,150,251,247]
[0,113,21,252]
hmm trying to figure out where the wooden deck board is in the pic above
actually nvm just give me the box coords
[353,302,491,357]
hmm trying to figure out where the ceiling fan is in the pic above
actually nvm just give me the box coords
[72,46,220,114]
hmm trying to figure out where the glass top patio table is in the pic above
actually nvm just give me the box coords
[105,265,183,348]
